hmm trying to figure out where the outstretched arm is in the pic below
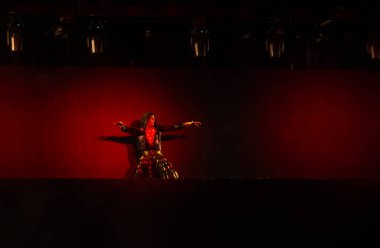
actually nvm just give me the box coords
[156,120,202,132]
[114,121,142,136]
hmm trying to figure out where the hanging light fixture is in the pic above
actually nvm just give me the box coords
[86,19,105,54]
[44,15,70,40]
[190,19,210,58]
[53,16,69,39]
[265,20,285,58]
[144,26,153,40]
[313,19,331,44]
[6,16,24,53]
[367,30,380,60]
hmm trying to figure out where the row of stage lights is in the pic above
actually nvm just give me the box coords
[4,15,380,61]
[4,15,213,58]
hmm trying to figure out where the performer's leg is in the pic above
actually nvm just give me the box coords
[155,156,179,179]
[134,156,154,179]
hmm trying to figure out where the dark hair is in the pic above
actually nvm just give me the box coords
[140,112,155,130]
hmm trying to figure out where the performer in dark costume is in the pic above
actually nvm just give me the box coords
[115,112,201,179]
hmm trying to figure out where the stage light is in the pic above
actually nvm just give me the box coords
[313,19,330,44]
[53,17,69,39]
[45,16,70,40]
[367,31,380,60]
[315,33,328,44]
[86,20,105,54]
[190,24,210,58]
[144,27,153,40]
[6,17,24,53]
[265,21,285,58]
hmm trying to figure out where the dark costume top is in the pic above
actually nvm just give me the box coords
[121,123,185,156]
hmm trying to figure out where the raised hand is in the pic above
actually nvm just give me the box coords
[184,121,202,127]
[114,121,124,127]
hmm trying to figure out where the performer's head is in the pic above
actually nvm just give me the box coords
[141,112,155,129]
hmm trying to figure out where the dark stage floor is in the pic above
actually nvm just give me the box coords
[1,179,379,247]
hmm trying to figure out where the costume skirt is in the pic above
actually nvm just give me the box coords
[134,150,179,179]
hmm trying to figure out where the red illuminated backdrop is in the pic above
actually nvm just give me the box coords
[0,67,380,178]
[237,71,380,178]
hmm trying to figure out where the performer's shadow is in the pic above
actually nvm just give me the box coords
[97,120,187,178]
